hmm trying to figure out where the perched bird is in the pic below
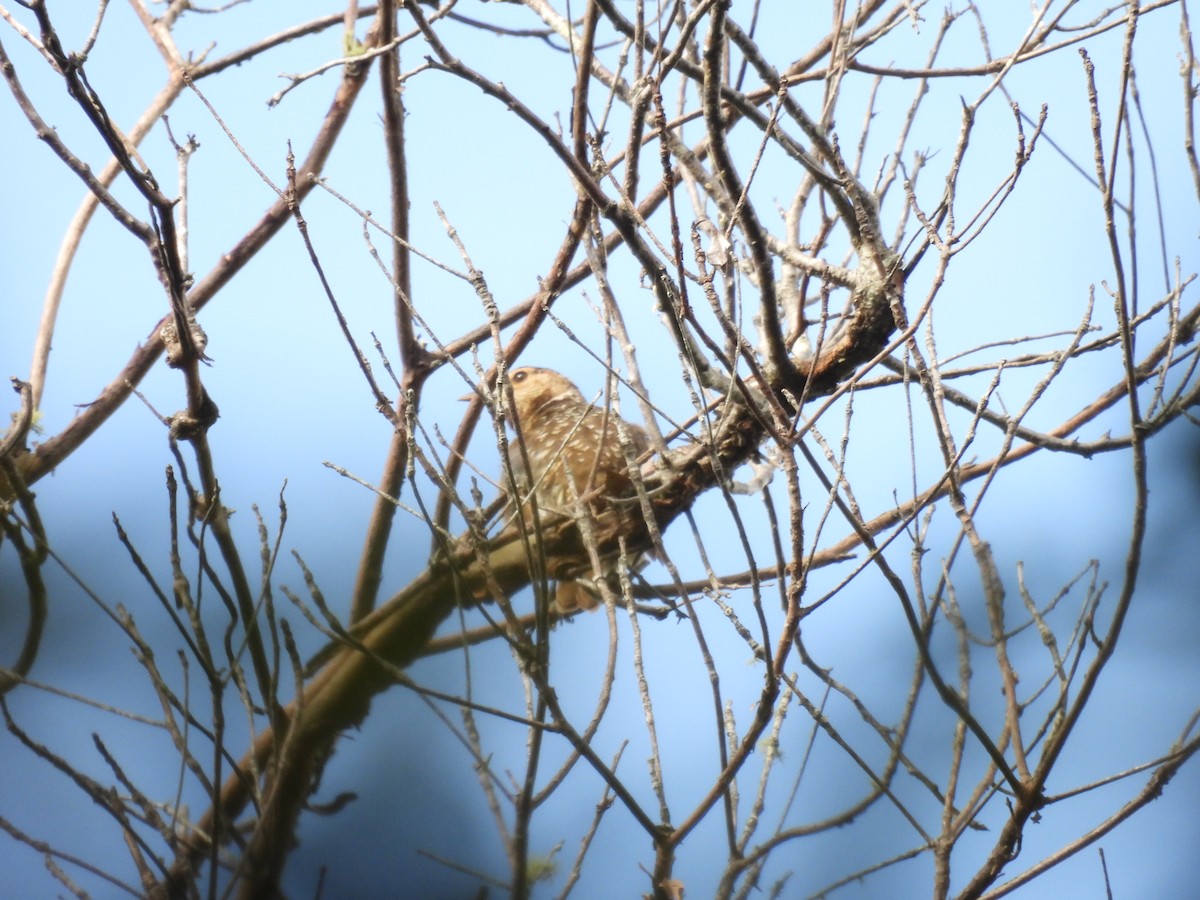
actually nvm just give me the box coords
[500,366,651,612]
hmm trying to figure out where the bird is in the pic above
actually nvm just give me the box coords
[499,366,652,612]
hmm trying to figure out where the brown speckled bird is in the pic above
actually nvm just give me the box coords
[502,366,651,612]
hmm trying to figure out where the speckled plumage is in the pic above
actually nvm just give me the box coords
[503,367,650,612]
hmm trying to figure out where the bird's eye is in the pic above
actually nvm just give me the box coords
[512,370,527,383]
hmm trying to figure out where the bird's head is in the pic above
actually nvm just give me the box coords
[507,367,587,424]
